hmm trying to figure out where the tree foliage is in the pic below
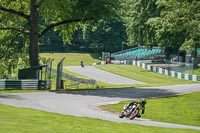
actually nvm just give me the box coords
[121,0,159,47]
[0,0,120,69]
[0,30,20,77]
[147,0,200,53]
[77,19,128,52]
[121,0,200,57]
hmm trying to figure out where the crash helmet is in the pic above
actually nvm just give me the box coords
[141,98,147,105]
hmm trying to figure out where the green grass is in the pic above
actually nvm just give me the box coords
[40,53,101,89]
[40,53,101,67]
[101,91,200,126]
[1,53,200,132]
[0,89,45,94]
[193,68,200,75]
[40,53,197,89]
[40,53,101,78]
[96,64,196,87]
[0,104,198,133]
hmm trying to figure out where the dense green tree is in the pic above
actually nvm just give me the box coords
[121,0,159,47]
[121,0,200,64]
[147,0,200,65]
[0,0,120,67]
[76,19,128,53]
[39,19,128,53]
[0,31,20,77]
[147,0,200,63]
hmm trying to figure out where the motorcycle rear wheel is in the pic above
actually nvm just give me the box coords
[119,112,125,118]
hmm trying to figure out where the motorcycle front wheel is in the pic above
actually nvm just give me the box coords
[129,110,138,120]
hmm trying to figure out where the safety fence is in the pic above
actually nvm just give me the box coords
[51,68,97,87]
[124,60,200,81]
[0,79,51,90]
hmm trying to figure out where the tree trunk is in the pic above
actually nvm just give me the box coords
[29,0,39,67]
[192,44,198,68]
[165,47,171,60]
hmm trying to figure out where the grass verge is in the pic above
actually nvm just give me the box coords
[96,64,196,87]
[101,91,200,126]
[40,53,100,90]
[0,89,46,94]
[40,53,101,67]
[0,104,199,133]
[40,53,198,89]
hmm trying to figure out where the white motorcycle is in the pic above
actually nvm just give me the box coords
[119,104,136,118]
[119,103,142,120]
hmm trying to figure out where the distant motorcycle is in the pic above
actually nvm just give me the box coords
[80,61,84,68]
[119,103,142,120]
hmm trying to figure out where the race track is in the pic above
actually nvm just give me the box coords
[63,66,145,85]
[0,66,200,130]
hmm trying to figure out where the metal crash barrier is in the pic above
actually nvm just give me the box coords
[0,79,51,90]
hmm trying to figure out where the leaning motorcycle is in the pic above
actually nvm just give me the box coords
[129,103,143,120]
[119,104,136,118]
[119,103,142,120]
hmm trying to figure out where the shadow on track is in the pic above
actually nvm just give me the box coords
[0,94,24,100]
[55,88,179,99]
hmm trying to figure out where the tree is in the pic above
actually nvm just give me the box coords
[121,0,200,64]
[0,0,120,67]
[77,19,128,53]
[121,0,159,47]
[0,31,20,77]
[147,0,200,63]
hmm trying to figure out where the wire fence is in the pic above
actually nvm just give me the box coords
[51,68,97,86]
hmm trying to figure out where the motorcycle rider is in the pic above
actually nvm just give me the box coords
[125,98,147,118]
[80,60,84,68]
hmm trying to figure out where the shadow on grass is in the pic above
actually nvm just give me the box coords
[89,53,101,60]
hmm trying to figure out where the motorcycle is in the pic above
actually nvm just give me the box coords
[80,61,84,68]
[129,103,143,119]
[119,104,136,118]
[119,103,142,120]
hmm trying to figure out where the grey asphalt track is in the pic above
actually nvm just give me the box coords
[0,66,200,130]
[63,66,145,84]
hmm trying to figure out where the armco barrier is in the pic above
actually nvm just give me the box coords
[130,60,200,81]
[0,79,51,90]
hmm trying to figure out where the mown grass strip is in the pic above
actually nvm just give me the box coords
[40,53,197,88]
[40,53,101,67]
[96,64,196,86]
[101,91,200,126]
[0,104,199,133]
